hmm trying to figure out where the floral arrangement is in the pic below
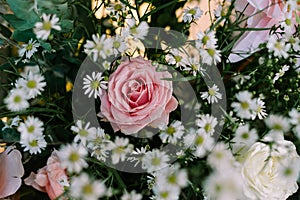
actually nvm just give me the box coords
[0,0,299,199]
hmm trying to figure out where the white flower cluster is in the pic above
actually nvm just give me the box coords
[4,71,46,112]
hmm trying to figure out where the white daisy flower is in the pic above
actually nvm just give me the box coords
[34,13,61,40]
[289,108,300,126]
[57,143,88,173]
[123,18,149,40]
[71,120,97,145]
[19,71,47,98]
[165,48,188,68]
[182,6,203,23]
[278,159,300,183]
[231,124,258,154]
[20,134,47,154]
[107,137,133,165]
[112,35,128,56]
[207,142,235,171]
[127,147,148,167]
[152,184,180,200]
[196,114,218,136]
[231,90,256,119]
[84,34,113,62]
[159,120,185,144]
[17,116,44,141]
[82,72,107,98]
[264,114,291,141]
[18,39,40,59]
[121,190,143,200]
[1,116,21,131]
[200,84,222,104]
[232,72,251,85]
[184,128,215,158]
[267,35,291,59]
[155,164,188,189]
[183,56,206,76]
[196,30,217,48]
[142,149,170,173]
[4,89,29,112]
[70,173,107,200]
[273,65,290,83]
[199,47,221,65]
[251,98,268,120]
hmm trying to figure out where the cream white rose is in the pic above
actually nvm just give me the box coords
[240,140,300,200]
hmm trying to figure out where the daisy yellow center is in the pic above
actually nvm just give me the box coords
[241,132,249,139]
[95,43,103,51]
[151,157,161,166]
[113,41,121,49]
[14,95,22,103]
[274,42,283,50]
[167,174,177,184]
[207,48,215,57]
[130,27,138,34]
[26,44,33,51]
[191,64,198,71]
[27,125,35,133]
[69,152,80,162]
[29,140,38,147]
[166,126,175,135]
[273,123,282,130]
[202,35,210,45]
[114,146,124,154]
[160,191,169,198]
[240,101,249,109]
[204,123,212,133]
[215,151,223,159]
[27,80,37,89]
[284,168,293,176]
[114,4,123,11]
[208,88,216,96]
[174,55,182,63]
[82,184,93,194]
[196,135,204,145]
[79,129,88,136]
[215,184,222,192]
[91,80,100,89]
[285,19,292,26]
[43,21,52,31]
[188,9,196,15]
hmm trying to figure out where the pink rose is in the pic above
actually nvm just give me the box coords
[100,57,178,135]
[0,146,24,198]
[229,0,297,62]
[24,150,69,200]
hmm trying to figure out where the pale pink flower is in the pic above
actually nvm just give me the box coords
[99,57,178,135]
[24,150,69,200]
[229,0,298,62]
[0,146,24,199]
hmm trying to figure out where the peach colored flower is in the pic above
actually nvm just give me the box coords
[24,150,69,200]
[229,0,297,62]
[100,57,178,135]
[0,146,24,199]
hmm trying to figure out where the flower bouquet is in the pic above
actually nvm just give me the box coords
[0,0,299,199]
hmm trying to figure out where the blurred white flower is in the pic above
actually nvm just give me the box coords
[159,120,184,144]
[84,34,113,62]
[123,18,149,40]
[267,35,291,59]
[182,6,203,23]
[196,114,218,136]
[57,143,88,173]
[70,173,107,200]
[273,65,290,83]
[18,39,40,59]
[231,90,256,119]
[18,116,44,141]
[121,190,143,200]
[18,71,47,98]
[142,149,170,173]
[71,120,97,145]
[107,137,133,165]
[34,13,61,40]
[4,89,29,112]
[199,47,221,65]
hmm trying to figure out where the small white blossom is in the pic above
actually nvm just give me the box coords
[264,114,291,141]
[182,6,203,23]
[70,173,107,200]
[18,116,44,141]
[1,116,21,131]
[159,120,184,144]
[107,137,133,165]
[83,72,107,98]
[196,114,218,136]
[231,91,256,119]
[231,124,258,154]
[199,47,221,65]
[18,39,40,59]
[4,89,29,112]
[142,149,170,173]
[71,120,97,145]
[57,143,88,173]
[196,30,217,48]
[273,65,290,83]
[251,98,268,120]
[84,34,113,62]
[200,84,222,104]
[34,13,61,40]
[18,71,47,98]
[267,35,291,59]
[123,18,149,40]
[165,48,188,68]
[121,190,143,200]
[20,135,47,154]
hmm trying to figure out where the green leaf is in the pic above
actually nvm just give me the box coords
[2,128,20,142]
[0,22,12,38]
[6,0,40,24]
[39,40,52,51]
[2,14,35,31]
[60,19,73,33]
[12,29,36,42]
